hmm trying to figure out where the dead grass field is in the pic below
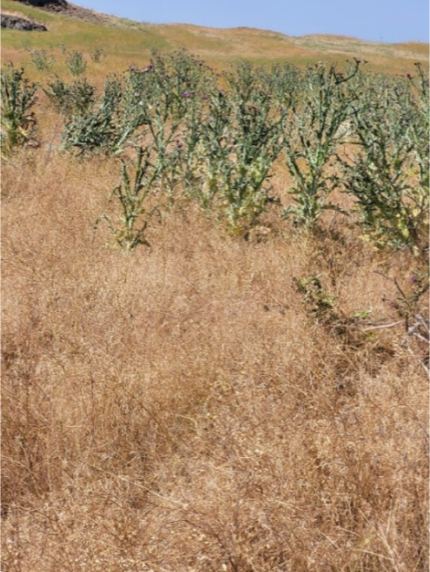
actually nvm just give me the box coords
[2,5,429,571]
[2,139,428,570]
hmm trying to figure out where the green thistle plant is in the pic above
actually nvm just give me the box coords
[91,48,107,64]
[66,50,87,77]
[186,62,286,237]
[340,70,429,254]
[44,76,96,115]
[61,75,122,154]
[1,64,38,155]
[281,60,360,228]
[29,49,55,72]
[95,147,161,251]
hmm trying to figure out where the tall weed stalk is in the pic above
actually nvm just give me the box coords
[281,60,360,228]
[1,64,38,155]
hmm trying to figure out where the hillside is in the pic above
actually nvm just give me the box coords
[1,0,428,73]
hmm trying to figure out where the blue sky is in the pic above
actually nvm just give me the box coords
[73,0,429,43]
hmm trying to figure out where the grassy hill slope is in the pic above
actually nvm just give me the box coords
[1,0,428,74]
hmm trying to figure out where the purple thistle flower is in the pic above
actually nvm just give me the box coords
[354,57,361,64]
[176,139,184,149]
[182,91,191,98]
[406,72,412,79]
[409,275,418,284]
[201,93,208,100]
[142,64,154,73]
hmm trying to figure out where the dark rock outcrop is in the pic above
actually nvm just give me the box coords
[9,0,111,24]
[1,14,47,31]
[12,0,68,9]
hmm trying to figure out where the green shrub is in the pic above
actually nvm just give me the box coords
[340,69,429,254]
[95,146,161,251]
[65,50,87,77]
[281,60,361,228]
[1,64,38,155]
[185,62,286,236]
[44,76,96,115]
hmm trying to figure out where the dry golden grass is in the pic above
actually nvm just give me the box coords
[2,129,428,570]
[1,5,429,567]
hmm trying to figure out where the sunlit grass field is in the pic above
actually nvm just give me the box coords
[2,3,429,571]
